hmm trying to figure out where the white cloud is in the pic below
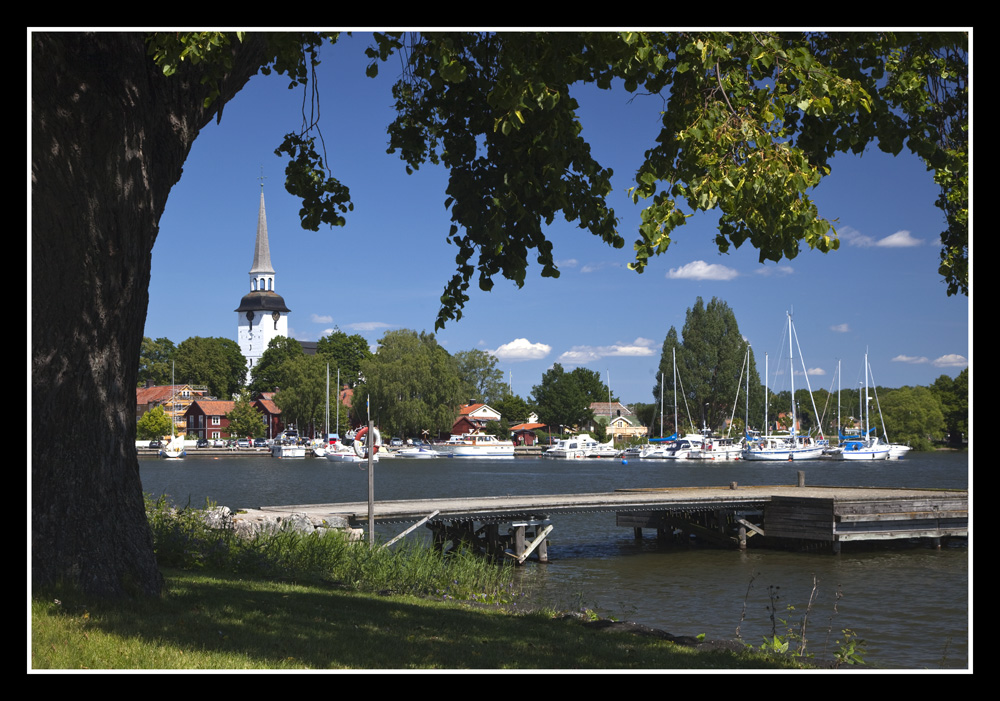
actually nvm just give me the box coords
[667,260,739,280]
[794,367,826,377]
[754,264,794,277]
[841,226,923,248]
[840,226,877,247]
[580,261,622,274]
[558,349,600,364]
[933,354,968,368]
[311,313,333,324]
[830,323,850,333]
[557,338,657,364]
[490,338,552,361]
[876,230,923,248]
[346,321,392,332]
[555,258,578,269]
[892,354,929,364]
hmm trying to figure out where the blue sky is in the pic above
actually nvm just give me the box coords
[144,33,970,405]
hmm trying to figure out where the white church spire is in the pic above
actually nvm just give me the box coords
[236,181,290,385]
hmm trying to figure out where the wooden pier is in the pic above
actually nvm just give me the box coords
[252,482,967,562]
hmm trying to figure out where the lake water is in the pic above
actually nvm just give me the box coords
[139,450,970,670]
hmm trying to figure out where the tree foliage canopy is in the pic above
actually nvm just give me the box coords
[355,329,463,437]
[135,405,174,440]
[531,363,595,430]
[454,349,507,406]
[248,336,304,395]
[364,31,967,328]
[137,337,177,387]
[173,336,247,399]
[314,329,373,388]
[226,390,265,439]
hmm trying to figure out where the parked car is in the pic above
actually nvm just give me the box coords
[389,437,403,447]
[196,438,209,448]
[236,438,250,448]
[148,439,162,449]
[253,438,268,448]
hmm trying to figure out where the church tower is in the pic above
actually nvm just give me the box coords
[235,187,290,383]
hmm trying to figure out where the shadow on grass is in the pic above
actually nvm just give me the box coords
[39,569,795,670]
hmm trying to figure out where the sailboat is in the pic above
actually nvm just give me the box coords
[642,347,703,459]
[159,362,186,459]
[742,313,825,461]
[835,353,891,460]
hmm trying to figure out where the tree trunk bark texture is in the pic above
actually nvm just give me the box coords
[31,32,265,597]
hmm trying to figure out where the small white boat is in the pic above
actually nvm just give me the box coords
[836,436,890,461]
[887,443,912,459]
[326,426,382,463]
[833,353,890,461]
[393,446,440,459]
[271,441,306,458]
[692,433,743,461]
[543,434,604,459]
[159,434,186,459]
[435,431,515,458]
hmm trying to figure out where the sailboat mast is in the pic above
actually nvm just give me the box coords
[764,353,769,435]
[864,350,870,438]
[659,371,663,437]
[745,345,750,435]
[673,347,678,438]
[788,312,795,438]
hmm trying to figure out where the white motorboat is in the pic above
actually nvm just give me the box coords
[543,434,604,459]
[643,433,704,460]
[392,446,440,459]
[692,433,743,460]
[271,441,306,458]
[887,443,912,459]
[435,431,515,458]
[836,436,890,460]
[325,442,380,463]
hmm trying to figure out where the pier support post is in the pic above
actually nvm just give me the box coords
[633,527,642,541]
[797,471,806,487]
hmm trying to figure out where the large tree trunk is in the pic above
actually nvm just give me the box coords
[31,32,266,598]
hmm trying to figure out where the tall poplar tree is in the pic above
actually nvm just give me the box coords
[654,298,761,435]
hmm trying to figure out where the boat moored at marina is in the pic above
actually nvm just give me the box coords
[543,434,618,459]
[435,431,516,458]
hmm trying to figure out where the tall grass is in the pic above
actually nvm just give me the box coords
[143,494,519,605]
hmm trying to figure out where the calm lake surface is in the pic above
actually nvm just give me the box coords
[140,450,970,670]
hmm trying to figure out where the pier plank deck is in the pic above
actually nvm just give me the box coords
[251,484,967,560]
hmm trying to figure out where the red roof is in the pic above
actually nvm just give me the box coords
[136,384,201,405]
[459,403,486,415]
[185,400,235,415]
[255,398,280,414]
[511,422,546,432]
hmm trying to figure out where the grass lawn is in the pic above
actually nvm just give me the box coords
[31,568,803,671]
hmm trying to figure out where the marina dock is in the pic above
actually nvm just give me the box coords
[252,480,968,563]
